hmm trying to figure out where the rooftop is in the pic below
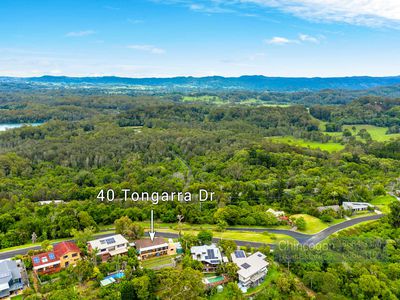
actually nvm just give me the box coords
[31,251,59,267]
[0,260,21,285]
[234,251,268,279]
[134,237,167,250]
[191,244,222,265]
[54,241,80,258]
[88,234,129,251]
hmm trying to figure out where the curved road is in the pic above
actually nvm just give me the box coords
[0,214,383,261]
[229,213,384,246]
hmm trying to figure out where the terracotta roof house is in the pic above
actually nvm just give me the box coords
[0,260,23,299]
[31,241,81,275]
[53,241,81,268]
[32,251,61,275]
[133,237,176,260]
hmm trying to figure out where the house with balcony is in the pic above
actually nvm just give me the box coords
[191,244,223,272]
[231,250,268,292]
[32,250,61,275]
[32,241,81,275]
[54,241,81,268]
[133,237,176,260]
[0,260,24,299]
[88,234,129,261]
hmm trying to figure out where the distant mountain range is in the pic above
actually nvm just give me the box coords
[2,75,400,92]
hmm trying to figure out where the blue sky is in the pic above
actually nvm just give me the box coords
[0,0,399,77]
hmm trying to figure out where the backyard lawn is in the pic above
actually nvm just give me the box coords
[140,255,177,269]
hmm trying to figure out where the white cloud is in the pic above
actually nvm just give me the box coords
[66,30,95,37]
[127,44,166,54]
[127,18,144,24]
[265,36,295,45]
[299,33,319,43]
[241,0,400,27]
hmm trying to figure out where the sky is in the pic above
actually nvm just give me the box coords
[0,0,400,78]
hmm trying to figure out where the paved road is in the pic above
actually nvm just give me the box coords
[228,213,384,246]
[0,214,383,260]
[302,214,383,246]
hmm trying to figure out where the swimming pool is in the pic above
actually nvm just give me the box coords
[205,275,225,284]
[105,271,125,280]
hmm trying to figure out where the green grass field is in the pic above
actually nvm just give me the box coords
[157,228,297,245]
[291,214,331,234]
[370,194,397,213]
[325,124,400,142]
[267,136,344,153]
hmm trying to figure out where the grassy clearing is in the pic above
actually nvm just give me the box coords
[326,124,400,142]
[370,194,397,213]
[291,214,330,234]
[157,228,297,245]
[267,136,344,152]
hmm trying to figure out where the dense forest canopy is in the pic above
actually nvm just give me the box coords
[1,90,400,249]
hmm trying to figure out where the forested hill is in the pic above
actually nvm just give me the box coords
[2,75,400,92]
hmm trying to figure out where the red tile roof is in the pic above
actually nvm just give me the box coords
[32,251,59,267]
[31,241,80,267]
[54,241,80,258]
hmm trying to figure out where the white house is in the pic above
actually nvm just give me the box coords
[0,260,24,299]
[342,202,373,212]
[88,234,129,261]
[231,250,268,292]
[266,208,285,218]
[38,200,65,205]
[191,244,223,272]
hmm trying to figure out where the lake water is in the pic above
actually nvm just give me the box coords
[0,123,42,132]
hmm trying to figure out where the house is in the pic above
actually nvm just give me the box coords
[32,251,61,275]
[32,241,81,275]
[133,237,175,260]
[53,241,81,268]
[342,202,373,212]
[168,239,184,254]
[231,250,268,292]
[88,234,129,261]
[317,205,340,213]
[38,200,65,205]
[0,260,24,299]
[191,244,223,272]
[266,208,285,218]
